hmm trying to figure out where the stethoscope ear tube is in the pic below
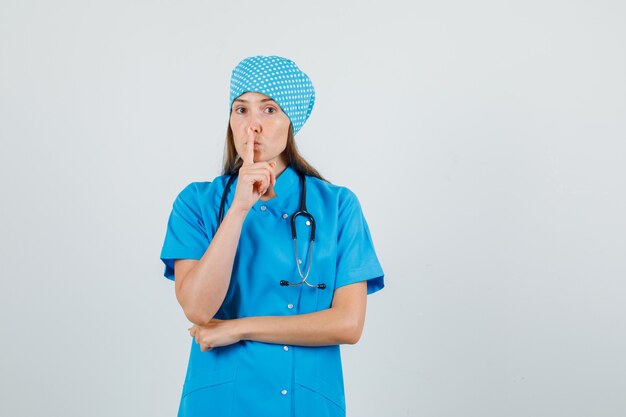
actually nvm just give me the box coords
[291,173,316,241]
[290,211,316,241]
[218,174,238,226]
[280,280,325,289]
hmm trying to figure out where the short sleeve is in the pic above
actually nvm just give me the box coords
[335,188,385,295]
[159,183,210,281]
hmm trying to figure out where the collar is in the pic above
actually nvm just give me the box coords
[272,164,299,201]
[251,164,299,213]
[225,164,299,214]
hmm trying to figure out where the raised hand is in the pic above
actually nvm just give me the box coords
[230,127,277,213]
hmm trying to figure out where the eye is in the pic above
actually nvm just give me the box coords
[234,107,245,114]
[264,106,276,114]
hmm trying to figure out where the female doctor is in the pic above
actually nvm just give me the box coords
[160,55,384,417]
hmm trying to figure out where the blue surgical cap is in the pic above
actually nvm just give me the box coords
[229,55,315,136]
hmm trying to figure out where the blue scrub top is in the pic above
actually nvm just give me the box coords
[160,165,384,417]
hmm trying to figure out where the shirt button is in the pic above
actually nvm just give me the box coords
[282,213,288,219]
[287,303,294,309]
[260,205,267,211]
[281,389,288,395]
[283,345,289,351]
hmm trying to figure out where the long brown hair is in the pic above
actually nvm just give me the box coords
[222,121,328,182]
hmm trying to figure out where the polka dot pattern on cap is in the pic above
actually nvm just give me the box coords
[229,55,315,136]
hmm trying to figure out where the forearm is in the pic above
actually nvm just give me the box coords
[178,207,248,325]
[235,306,363,346]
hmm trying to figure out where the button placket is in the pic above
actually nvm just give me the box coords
[254,202,271,216]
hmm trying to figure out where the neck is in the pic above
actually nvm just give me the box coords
[259,160,288,202]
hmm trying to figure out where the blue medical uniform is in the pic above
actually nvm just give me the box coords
[160,165,384,417]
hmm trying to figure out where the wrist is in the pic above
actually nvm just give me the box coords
[231,317,249,341]
[224,205,249,222]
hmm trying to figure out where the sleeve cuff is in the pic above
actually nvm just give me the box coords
[335,264,385,295]
[160,246,205,281]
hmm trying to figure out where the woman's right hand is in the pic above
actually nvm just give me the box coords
[230,127,277,213]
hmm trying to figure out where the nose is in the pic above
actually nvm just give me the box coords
[248,122,261,134]
[245,109,263,134]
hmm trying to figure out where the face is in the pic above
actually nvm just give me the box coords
[230,91,291,168]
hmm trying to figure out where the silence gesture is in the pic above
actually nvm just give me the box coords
[230,127,277,213]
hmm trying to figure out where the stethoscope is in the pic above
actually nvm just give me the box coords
[217,169,326,290]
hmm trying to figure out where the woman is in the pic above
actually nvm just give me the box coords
[160,55,384,417]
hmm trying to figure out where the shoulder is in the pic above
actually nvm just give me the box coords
[172,174,232,208]
[305,175,362,212]
[176,174,231,199]
[175,181,209,203]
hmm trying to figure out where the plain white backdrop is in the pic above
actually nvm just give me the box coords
[1,1,625,416]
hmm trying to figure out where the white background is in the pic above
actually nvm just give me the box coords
[1,1,625,416]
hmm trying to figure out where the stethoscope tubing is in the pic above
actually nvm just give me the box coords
[217,169,325,289]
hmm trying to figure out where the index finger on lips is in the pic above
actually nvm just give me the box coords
[243,127,255,166]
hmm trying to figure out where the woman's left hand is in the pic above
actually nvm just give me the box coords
[188,319,241,352]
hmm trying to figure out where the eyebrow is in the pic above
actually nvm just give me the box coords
[233,98,276,103]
